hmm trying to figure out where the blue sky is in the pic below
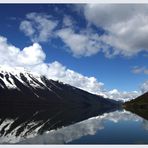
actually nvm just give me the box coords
[0,4,147,100]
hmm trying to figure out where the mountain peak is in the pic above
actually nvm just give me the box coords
[0,65,118,109]
[0,65,39,76]
[0,65,45,89]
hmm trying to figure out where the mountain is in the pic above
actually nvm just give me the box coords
[0,65,119,111]
[0,103,116,144]
[0,65,120,143]
[124,92,148,120]
[124,92,148,108]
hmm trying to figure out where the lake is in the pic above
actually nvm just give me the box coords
[0,107,148,144]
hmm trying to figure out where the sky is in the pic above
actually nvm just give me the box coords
[0,4,147,101]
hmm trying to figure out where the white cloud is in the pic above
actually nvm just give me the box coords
[0,35,145,101]
[0,36,20,66]
[132,66,148,75]
[84,4,148,57]
[20,12,102,58]
[143,119,148,131]
[63,15,74,27]
[17,43,46,65]
[0,35,103,95]
[132,66,145,74]
[141,80,148,93]
[32,61,145,101]
[102,89,140,102]
[19,7,148,58]
[18,6,148,58]
[20,12,58,42]
[0,36,45,67]
[19,20,35,36]
[32,61,104,94]
[57,27,101,57]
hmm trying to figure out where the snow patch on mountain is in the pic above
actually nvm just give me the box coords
[0,65,47,90]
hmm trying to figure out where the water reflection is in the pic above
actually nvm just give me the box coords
[19,110,146,144]
[143,119,148,131]
[0,104,116,144]
[0,106,147,144]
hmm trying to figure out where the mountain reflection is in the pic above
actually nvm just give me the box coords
[0,105,147,144]
[0,104,116,144]
[19,110,146,144]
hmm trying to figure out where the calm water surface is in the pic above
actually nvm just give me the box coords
[0,108,147,144]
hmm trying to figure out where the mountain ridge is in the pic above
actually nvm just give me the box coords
[0,65,119,110]
[124,92,148,120]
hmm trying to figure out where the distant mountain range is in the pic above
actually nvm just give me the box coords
[0,66,119,111]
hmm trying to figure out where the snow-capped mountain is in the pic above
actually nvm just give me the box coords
[0,65,120,144]
[0,66,46,90]
[0,65,119,109]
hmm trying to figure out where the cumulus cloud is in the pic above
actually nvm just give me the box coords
[20,12,58,42]
[18,43,46,65]
[0,35,146,101]
[57,27,101,57]
[132,66,148,75]
[84,4,148,57]
[141,80,148,93]
[0,35,103,95]
[32,61,104,94]
[32,61,146,101]
[0,36,20,66]
[0,36,45,66]
[102,89,140,102]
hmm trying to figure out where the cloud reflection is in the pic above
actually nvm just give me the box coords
[19,110,144,144]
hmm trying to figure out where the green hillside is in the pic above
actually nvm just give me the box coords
[124,92,148,120]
